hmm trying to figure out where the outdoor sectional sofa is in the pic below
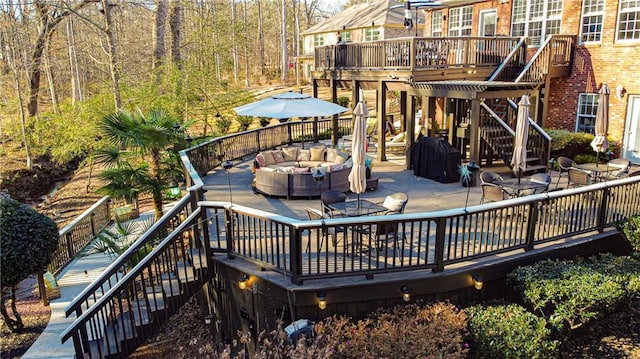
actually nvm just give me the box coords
[253,145,352,199]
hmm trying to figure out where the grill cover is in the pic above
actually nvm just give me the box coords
[411,137,462,183]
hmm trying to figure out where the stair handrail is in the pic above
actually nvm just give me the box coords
[60,207,206,345]
[63,193,194,318]
[480,101,515,137]
[488,37,527,82]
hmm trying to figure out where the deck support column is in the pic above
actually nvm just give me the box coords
[376,81,387,161]
[331,79,339,146]
[468,98,481,184]
[405,93,416,169]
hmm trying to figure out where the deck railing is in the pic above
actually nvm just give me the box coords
[50,196,112,275]
[64,195,195,319]
[204,176,640,284]
[315,36,521,71]
[516,35,575,83]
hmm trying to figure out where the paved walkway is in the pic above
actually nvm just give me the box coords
[22,212,155,359]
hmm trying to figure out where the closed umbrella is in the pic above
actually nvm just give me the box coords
[233,91,348,119]
[590,84,610,167]
[511,95,530,183]
[348,92,368,208]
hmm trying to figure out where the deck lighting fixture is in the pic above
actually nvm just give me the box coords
[317,293,327,310]
[401,285,411,302]
[239,274,249,290]
[168,180,181,199]
[472,275,483,290]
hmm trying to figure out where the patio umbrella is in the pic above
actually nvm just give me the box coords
[510,95,530,183]
[233,91,348,119]
[590,84,610,167]
[348,92,368,208]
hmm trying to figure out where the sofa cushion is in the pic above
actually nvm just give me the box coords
[334,154,347,164]
[293,167,310,174]
[297,149,311,161]
[329,164,343,172]
[326,148,339,162]
[282,147,298,162]
[299,161,324,168]
[272,150,285,163]
[260,167,276,172]
[344,157,353,168]
[383,195,405,212]
[255,154,266,168]
[310,146,326,161]
[262,151,276,166]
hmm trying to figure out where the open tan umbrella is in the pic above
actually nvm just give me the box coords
[348,91,368,208]
[590,84,610,166]
[511,95,530,183]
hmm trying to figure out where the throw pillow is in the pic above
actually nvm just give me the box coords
[344,157,353,168]
[282,147,298,162]
[255,154,266,168]
[262,151,276,166]
[382,195,405,212]
[326,148,339,162]
[310,146,326,161]
[334,154,347,164]
[260,167,276,172]
[272,150,285,163]
[297,149,311,161]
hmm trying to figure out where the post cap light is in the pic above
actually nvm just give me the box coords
[317,293,327,310]
[168,180,181,198]
[222,160,234,170]
[239,274,249,290]
[401,285,410,302]
[472,275,483,290]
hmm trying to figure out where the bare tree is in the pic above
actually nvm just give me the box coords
[66,18,84,105]
[280,0,288,83]
[153,0,168,76]
[257,0,265,78]
[242,0,249,87]
[169,0,182,70]
[101,0,121,110]
[231,0,239,83]
[43,37,60,114]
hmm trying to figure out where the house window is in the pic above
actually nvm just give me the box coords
[617,0,640,41]
[511,0,563,46]
[314,34,325,47]
[448,6,472,36]
[432,10,443,36]
[580,0,605,43]
[576,93,599,133]
[340,31,351,42]
[365,27,380,41]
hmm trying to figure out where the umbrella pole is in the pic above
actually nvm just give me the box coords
[518,169,522,184]
[596,152,599,168]
[357,193,361,209]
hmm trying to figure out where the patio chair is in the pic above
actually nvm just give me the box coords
[480,171,504,184]
[480,183,512,204]
[321,190,349,218]
[304,207,345,251]
[555,156,575,188]
[605,158,631,179]
[523,173,552,195]
[567,167,593,187]
[371,193,408,252]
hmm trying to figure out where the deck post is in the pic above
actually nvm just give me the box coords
[377,81,387,161]
[434,218,446,272]
[290,228,303,284]
[596,187,610,233]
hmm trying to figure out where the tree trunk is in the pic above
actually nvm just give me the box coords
[66,18,83,105]
[212,3,221,83]
[280,0,288,83]
[243,0,249,87]
[231,0,238,83]
[101,0,122,111]
[153,0,168,80]
[0,286,24,333]
[294,0,300,86]
[169,1,182,70]
[43,36,59,115]
[257,0,265,77]
[150,148,164,220]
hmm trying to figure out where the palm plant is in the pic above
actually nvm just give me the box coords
[95,108,192,220]
[83,217,155,269]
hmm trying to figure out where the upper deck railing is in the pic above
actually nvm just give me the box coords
[315,36,521,71]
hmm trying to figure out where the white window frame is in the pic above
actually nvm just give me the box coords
[432,10,443,36]
[616,0,640,42]
[365,27,380,41]
[340,31,351,43]
[580,0,605,43]
[448,6,473,36]
[511,0,564,46]
[576,93,599,133]
[313,34,324,47]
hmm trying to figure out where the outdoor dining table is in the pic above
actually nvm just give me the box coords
[494,178,548,197]
[328,199,388,217]
[575,163,616,181]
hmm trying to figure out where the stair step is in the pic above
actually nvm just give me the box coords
[176,262,198,282]
[161,278,183,296]
[144,287,167,311]
[188,248,208,269]
[119,307,152,327]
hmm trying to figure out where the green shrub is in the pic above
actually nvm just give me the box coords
[508,258,627,332]
[574,153,597,164]
[466,303,559,359]
[337,96,350,108]
[617,215,640,256]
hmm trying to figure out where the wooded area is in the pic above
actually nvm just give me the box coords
[0,0,344,169]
